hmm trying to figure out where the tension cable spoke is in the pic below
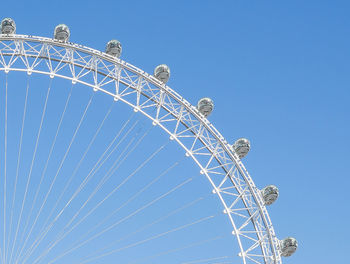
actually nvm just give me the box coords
[15,90,95,264]
[6,75,30,264]
[3,73,8,263]
[12,84,74,263]
[78,215,216,264]
[44,177,193,264]
[19,112,137,263]
[85,196,205,260]
[32,139,167,264]
[127,237,225,264]
[9,77,52,264]
[82,159,181,242]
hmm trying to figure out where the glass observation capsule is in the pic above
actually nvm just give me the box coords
[261,185,279,205]
[197,97,214,117]
[1,18,16,34]
[233,138,250,158]
[54,24,70,42]
[154,64,170,83]
[280,237,298,257]
[105,39,122,58]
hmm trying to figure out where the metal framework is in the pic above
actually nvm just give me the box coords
[0,34,283,264]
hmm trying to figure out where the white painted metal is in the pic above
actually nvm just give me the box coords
[0,34,283,264]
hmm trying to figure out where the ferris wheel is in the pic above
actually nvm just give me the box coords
[0,18,297,264]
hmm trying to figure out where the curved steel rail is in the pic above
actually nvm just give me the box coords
[0,34,282,264]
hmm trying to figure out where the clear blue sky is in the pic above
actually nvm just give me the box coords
[1,1,349,263]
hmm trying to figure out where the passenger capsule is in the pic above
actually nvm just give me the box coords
[197,98,214,117]
[1,18,16,34]
[233,138,250,158]
[154,64,170,83]
[280,237,298,257]
[261,185,279,205]
[54,24,70,42]
[105,40,122,58]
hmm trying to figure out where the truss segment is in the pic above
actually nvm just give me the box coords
[0,34,282,264]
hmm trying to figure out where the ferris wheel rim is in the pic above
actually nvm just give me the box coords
[0,34,281,264]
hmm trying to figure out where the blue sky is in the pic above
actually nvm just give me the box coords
[0,1,349,263]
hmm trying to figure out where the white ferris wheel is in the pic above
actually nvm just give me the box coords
[0,18,297,264]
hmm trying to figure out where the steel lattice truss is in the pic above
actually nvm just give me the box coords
[0,35,283,264]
